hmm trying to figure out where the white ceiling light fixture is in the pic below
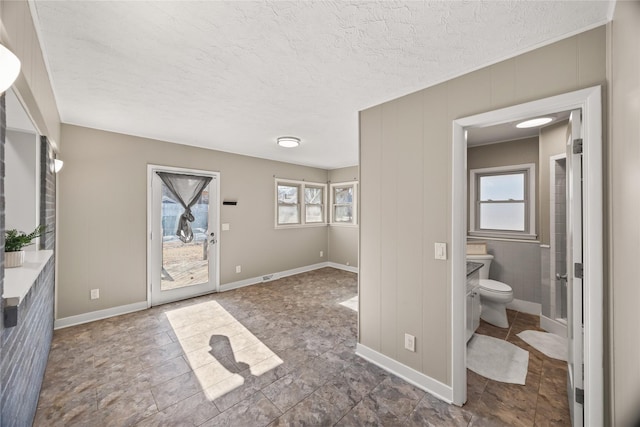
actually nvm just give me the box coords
[277,136,300,148]
[0,44,21,93]
[516,117,553,128]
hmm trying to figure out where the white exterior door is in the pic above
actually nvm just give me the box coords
[148,166,220,306]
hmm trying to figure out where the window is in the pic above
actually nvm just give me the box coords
[276,179,326,227]
[469,164,535,239]
[330,182,358,225]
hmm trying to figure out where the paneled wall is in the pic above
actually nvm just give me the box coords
[359,27,606,386]
[609,2,640,425]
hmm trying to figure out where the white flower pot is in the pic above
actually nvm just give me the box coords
[5,250,25,268]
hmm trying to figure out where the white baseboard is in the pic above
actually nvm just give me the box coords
[219,262,331,292]
[54,301,148,330]
[54,263,350,329]
[327,262,358,273]
[540,315,568,337]
[356,343,453,403]
[506,298,541,316]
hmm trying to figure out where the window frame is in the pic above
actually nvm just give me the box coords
[330,181,358,226]
[275,178,327,228]
[469,163,536,239]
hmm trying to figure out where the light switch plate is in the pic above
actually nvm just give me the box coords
[434,242,447,260]
[222,223,230,231]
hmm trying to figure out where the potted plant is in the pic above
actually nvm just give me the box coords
[4,225,46,268]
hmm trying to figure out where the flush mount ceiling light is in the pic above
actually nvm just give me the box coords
[277,136,300,148]
[0,44,21,93]
[516,117,553,128]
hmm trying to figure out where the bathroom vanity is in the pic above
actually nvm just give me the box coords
[466,262,483,342]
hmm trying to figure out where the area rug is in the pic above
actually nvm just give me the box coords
[467,334,529,385]
[517,330,568,361]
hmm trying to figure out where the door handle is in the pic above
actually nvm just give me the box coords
[209,232,217,245]
[556,273,568,281]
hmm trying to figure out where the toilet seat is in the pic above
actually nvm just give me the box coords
[479,279,512,293]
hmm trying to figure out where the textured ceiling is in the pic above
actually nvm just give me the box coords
[31,1,611,169]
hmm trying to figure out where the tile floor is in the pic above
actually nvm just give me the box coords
[35,268,570,426]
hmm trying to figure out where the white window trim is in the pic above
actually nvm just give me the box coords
[275,178,327,228]
[329,181,358,227]
[468,163,536,239]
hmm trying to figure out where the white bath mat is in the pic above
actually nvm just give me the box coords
[467,334,529,385]
[517,330,568,361]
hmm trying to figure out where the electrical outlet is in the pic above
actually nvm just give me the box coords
[235,265,242,273]
[90,289,100,300]
[320,250,324,257]
[404,333,416,352]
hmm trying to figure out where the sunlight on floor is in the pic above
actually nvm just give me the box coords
[165,300,283,401]
[339,295,358,312]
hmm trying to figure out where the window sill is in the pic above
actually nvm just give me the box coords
[3,250,53,305]
[329,223,358,228]
[275,223,328,230]
[467,234,540,244]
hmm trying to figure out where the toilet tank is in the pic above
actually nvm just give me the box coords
[466,254,493,280]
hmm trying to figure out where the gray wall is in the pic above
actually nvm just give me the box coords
[328,166,358,268]
[539,120,568,246]
[481,240,541,304]
[359,27,606,386]
[57,124,329,319]
[609,2,640,425]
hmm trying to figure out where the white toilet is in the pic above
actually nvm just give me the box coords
[467,254,513,328]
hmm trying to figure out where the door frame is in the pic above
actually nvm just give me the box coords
[451,86,603,425]
[146,164,221,307]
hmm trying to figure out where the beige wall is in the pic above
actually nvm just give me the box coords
[467,137,539,234]
[608,2,640,425]
[539,120,569,245]
[57,125,329,319]
[0,0,61,145]
[328,166,359,268]
[359,27,606,385]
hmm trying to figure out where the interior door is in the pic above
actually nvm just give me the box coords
[566,109,584,426]
[150,169,218,306]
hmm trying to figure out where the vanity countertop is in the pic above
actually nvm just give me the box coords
[466,261,483,277]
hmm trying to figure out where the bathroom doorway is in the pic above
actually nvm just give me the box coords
[451,86,603,425]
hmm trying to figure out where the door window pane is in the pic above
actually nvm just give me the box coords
[161,184,209,290]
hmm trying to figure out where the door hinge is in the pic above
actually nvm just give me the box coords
[573,138,583,154]
[576,387,584,404]
[575,263,583,279]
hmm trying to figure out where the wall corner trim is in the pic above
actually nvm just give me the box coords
[54,301,147,330]
[355,343,454,404]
